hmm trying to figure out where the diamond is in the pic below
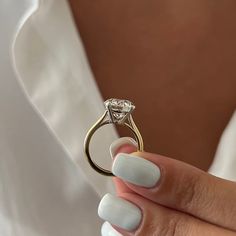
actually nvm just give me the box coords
[104,98,135,123]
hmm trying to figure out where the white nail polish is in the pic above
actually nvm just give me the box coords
[98,193,142,231]
[109,137,138,158]
[112,153,161,188]
[101,222,123,236]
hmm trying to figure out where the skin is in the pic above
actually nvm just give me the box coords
[111,143,236,235]
[68,0,236,171]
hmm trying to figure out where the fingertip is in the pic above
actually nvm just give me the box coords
[101,222,122,236]
[110,137,138,159]
[113,177,134,195]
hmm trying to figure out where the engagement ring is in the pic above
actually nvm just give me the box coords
[84,98,144,176]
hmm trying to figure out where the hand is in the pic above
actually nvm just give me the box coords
[98,137,236,236]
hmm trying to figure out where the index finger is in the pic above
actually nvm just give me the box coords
[112,151,236,231]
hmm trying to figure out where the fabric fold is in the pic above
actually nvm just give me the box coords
[12,0,117,197]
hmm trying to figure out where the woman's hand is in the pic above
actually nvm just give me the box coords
[98,137,236,236]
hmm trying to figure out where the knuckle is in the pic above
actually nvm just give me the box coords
[138,214,189,236]
[165,215,189,236]
[175,172,202,212]
[158,215,189,236]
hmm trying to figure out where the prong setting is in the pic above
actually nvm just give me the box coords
[104,98,135,124]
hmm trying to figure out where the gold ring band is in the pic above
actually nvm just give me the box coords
[84,99,144,176]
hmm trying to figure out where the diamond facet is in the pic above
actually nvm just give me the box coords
[104,98,135,123]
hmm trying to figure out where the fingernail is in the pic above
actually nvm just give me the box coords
[98,193,142,231]
[101,222,123,236]
[112,153,161,188]
[109,137,138,158]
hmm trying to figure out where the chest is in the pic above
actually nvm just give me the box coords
[69,0,236,170]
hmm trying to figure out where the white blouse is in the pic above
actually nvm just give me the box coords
[0,0,235,235]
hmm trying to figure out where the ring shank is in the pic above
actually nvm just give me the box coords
[84,110,144,176]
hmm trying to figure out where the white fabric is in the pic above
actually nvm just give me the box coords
[0,0,235,235]
[209,111,236,179]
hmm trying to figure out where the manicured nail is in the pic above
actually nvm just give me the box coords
[101,222,122,236]
[110,137,138,158]
[112,153,161,188]
[98,193,142,231]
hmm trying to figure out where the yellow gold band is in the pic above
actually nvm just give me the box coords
[84,110,144,176]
